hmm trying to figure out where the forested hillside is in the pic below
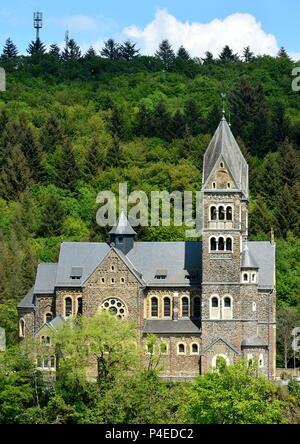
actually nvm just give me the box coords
[0,39,299,353]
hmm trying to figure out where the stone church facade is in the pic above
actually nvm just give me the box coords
[18,116,276,379]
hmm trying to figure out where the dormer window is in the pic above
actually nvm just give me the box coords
[154,269,167,280]
[70,267,83,280]
[118,236,124,244]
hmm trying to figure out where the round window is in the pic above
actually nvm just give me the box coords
[101,298,127,319]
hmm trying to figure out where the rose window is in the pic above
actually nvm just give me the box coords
[101,298,127,319]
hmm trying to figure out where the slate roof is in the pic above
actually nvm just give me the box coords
[34,263,57,294]
[55,242,110,287]
[109,210,137,235]
[202,117,249,198]
[241,336,268,348]
[241,244,259,269]
[143,319,201,334]
[20,238,275,305]
[18,286,35,309]
[126,242,202,287]
[244,241,275,290]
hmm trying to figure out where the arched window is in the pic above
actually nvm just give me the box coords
[220,162,224,168]
[210,206,217,220]
[218,206,225,220]
[210,237,217,251]
[227,182,231,189]
[224,297,231,308]
[191,343,199,354]
[212,182,216,189]
[243,273,249,283]
[212,354,230,368]
[259,354,264,368]
[163,297,171,318]
[181,297,189,317]
[212,297,219,308]
[226,238,232,251]
[65,297,72,317]
[19,319,25,337]
[151,297,158,317]
[223,296,233,320]
[226,207,233,220]
[50,356,56,369]
[77,297,83,315]
[210,296,220,320]
[252,302,257,312]
[159,342,168,354]
[218,237,225,251]
[251,273,256,283]
[193,297,201,318]
[247,354,254,367]
[45,312,52,323]
[178,343,185,354]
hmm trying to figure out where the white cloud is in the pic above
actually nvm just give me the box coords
[123,9,279,57]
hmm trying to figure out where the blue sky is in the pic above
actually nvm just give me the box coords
[0,0,299,58]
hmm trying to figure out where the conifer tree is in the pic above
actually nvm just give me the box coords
[277,47,290,60]
[135,103,151,137]
[278,141,300,188]
[100,39,120,60]
[202,51,214,63]
[83,137,103,181]
[84,46,97,58]
[40,114,65,153]
[62,38,81,61]
[120,41,140,60]
[184,99,204,135]
[155,40,175,70]
[49,43,61,58]
[2,38,18,59]
[110,106,126,140]
[172,110,186,139]
[0,144,31,200]
[27,38,46,56]
[150,100,172,141]
[104,136,122,169]
[176,46,190,60]
[229,76,271,155]
[38,195,65,237]
[276,184,300,237]
[56,139,79,191]
[243,46,254,63]
[219,45,239,62]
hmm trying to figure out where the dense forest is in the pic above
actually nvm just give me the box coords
[0,36,299,423]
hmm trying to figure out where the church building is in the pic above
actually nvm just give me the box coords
[18,116,276,380]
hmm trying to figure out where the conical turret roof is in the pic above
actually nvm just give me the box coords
[109,210,136,236]
[202,116,249,198]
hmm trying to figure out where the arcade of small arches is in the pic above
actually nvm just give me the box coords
[146,341,200,356]
[209,205,233,221]
[209,236,233,252]
[210,294,233,320]
[148,295,201,319]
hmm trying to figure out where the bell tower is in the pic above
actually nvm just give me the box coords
[200,115,250,373]
[201,115,249,284]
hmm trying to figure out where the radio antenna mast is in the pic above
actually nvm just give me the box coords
[33,11,43,41]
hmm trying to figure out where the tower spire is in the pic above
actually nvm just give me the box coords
[221,93,226,119]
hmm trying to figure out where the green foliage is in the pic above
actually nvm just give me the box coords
[182,358,288,424]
